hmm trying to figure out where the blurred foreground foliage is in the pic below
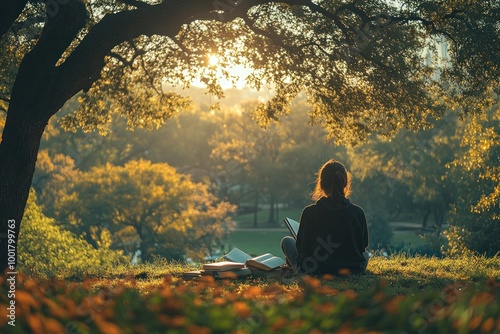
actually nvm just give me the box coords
[1,256,499,334]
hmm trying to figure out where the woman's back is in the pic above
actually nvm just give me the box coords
[296,197,368,275]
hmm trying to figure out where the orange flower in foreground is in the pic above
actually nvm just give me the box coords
[158,315,186,327]
[43,317,66,333]
[338,268,351,276]
[17,290,39,311]
[42,297,68,318]
[384,295,404,314]
[481,318,495,333]
[469,292,495,306]
[213,297,226,306]
[309,329,324,334]
[233,301,251,319]
[242,286,263,298]
[271,317,288,332]
[315,285,338,296]
[469,315,482,331]
[27,314,44,334]
[302,275,321,288]
[313,302,334,314]
[198,275,216,283]
[344,289,357,301]
[94,318,122,334]
[23,279,38,291]
[188,325,212,334]
[322,274,335,281]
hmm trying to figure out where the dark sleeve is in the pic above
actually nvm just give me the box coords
[296,205,315,256]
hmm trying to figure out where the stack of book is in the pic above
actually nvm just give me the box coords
[181,217,299,280]
[181,247,287,280]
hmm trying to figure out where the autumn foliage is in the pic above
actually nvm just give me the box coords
[1,272,499,334]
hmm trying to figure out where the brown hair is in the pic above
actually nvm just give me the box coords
[311,159,352,202]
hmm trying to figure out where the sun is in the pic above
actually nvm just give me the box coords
[192,54,253,90]
[208,54,219,66]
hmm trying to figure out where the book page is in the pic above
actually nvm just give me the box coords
[284,217,299,239]
[261,256,286,269]
[223,247,252,263]
[247,256,285,271]
[249,253,273,262]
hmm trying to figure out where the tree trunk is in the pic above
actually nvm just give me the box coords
[0,106,49,272]
[0,0,225,273]
[275,197,279,223]
[422,208,432,229]
[253,194,259,228]
[433,205,445,231]
[0,2,88,273]
[268,194,276,225]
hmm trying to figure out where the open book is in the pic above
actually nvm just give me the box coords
[245,253,286,271]
[283,217,299,239]
[224,248,286,272]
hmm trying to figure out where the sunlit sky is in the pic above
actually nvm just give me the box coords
[191,54,254,90]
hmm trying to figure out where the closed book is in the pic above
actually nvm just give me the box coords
[214,267,253,279]
[202,261,246,271]
[181,270,202,279]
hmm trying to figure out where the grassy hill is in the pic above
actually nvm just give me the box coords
[3,255,499,333]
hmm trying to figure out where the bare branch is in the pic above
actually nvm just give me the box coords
[109,51,132,67]
[241,15,301,55]
[140,57,162,96]
[305,2,353,42]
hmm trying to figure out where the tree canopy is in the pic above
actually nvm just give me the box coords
[2,1,499,141]
[0,0,499,271]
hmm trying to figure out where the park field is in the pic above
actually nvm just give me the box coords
[225,219,432,257]
[2,254,499,333]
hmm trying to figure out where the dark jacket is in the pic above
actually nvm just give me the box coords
[296,197,369,275]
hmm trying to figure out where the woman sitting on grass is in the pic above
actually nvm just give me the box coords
[282,159,369,275]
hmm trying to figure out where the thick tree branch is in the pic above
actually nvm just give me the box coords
[117,0,150,9]
[188,0,309,23]
[109,51,132,67]
[0,0,29,40]
[36,0,88,68]
[56,1,215,102]
[8,0,88,121]
[10,16,45,35]
[241,15,302,55]
[305,2,352,41]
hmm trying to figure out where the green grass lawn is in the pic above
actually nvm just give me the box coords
[225,230,288,257]
[224,227,432,258]
[233,209,436,255]
[6,255,499,333]
[235,207,302,228]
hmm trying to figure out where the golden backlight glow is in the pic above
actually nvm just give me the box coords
[191,54,253,90]
[208,54,219,66]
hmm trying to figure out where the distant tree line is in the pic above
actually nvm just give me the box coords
[29,91,500,258]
